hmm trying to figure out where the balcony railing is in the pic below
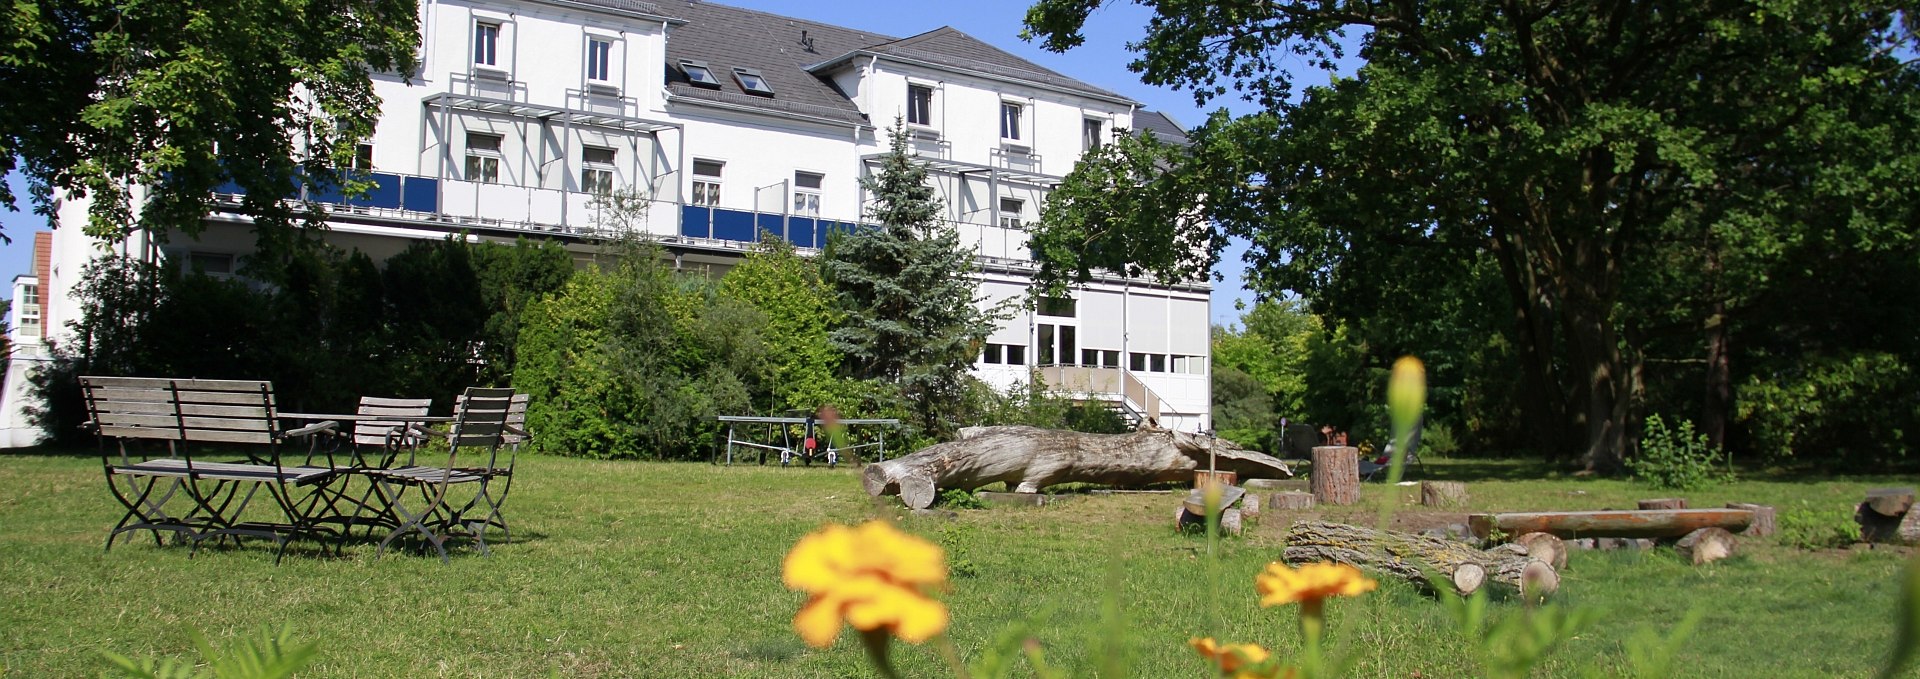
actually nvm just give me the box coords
[1037,365,1166,422]
[211,172,1040,262]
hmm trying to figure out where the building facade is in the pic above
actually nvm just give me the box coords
[7,0,1211,443]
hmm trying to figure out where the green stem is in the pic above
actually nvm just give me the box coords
[861,629,903,679]
[1300,600,1326,678]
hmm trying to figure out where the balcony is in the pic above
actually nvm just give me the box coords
[1037,365,1167,424]
[212,172,1040,262]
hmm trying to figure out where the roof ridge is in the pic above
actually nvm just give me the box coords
[679,0,897,42]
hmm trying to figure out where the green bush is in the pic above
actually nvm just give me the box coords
[1627,414,1731,491]
[1777,502,1863,550]
[1419,421,1460,457]
[1736,351,1919,463]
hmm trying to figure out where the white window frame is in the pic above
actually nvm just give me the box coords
[792,171,823,217]
[906,82,936,130]
[999,100,1025,143]
[473,21,502,69]
[691,158,724,207]
[585,37,614,83]
[1083,117,1105,150]
[581,146,616,195]
[465,132,503,184]
[999,197,1024,229]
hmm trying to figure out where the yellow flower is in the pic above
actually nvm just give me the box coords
[1256,561,1377,608]
[783,520,949,648]
[1190,637,1289,679]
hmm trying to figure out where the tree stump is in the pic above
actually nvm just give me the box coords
[1676,527,1737,565]
[1270,491,1315,510]
[1173,506,1244,535]
[1726,503,1776,537]
[1310,446,1360,506]
[1866,488,1915,517]
[1283,520,1557,597]
[1638,498,1689,510]
[1220,509,1244,536]
[1241,493,1261,521]
[1513,532,1569,571]
[1421,481,1469,508]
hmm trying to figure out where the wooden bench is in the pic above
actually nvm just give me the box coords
[80,376,338,561]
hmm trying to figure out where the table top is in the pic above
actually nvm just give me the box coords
[280,412,456,423]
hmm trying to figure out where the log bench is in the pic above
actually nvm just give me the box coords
[1469,508,1755,540]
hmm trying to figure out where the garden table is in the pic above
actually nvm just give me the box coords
[279,412,456,535]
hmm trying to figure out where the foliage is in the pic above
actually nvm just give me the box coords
[1735,351,1919,463]
[720,236,843,412]
[935,489,987,511]
[963,377,1132,436]
[1419,421,1460,458]
[823,120,1001,439]
[1628,415,1732,491]
[102,626,316,679]
[588,185,656,238]
[1777,502,1863,550]
[0,0,418,246]
[1212,299,1322,450]
[1023,0,1920,472]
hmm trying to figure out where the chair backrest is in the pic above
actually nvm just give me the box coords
[503,393,530,446]
[450,387,515,451]
[352,396,433,448]
[79,376,282,446]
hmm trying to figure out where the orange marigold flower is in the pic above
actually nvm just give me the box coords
[783,520,949,648]
[1190,637,1289,679]
[1255,561,1377,608]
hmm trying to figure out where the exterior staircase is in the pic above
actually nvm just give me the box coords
[1036,365,1172,428]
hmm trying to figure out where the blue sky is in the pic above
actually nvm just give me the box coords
[0,0,1306,325]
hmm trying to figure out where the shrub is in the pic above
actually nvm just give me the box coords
[1777,502,1862,550]
[1628,414,1731,491]
[1736,351,1918,463]
[1419,421,1460,458]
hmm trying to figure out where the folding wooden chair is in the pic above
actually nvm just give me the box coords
[367,387,514,562]
[447,392,527,544]
[305,396,433,535]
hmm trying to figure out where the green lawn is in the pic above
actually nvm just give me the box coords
[0,452,1908,677]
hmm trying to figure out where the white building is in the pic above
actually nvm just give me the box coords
[6,0,1211,443]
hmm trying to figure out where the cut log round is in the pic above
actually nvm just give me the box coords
[1513,532,1568,571]
[1220,509,1244,536]
[1240,493,1261,520]
[1270,491,1315,510]
[1638,498,1689,510]
[1675,527,1737,565]
[1469,509,1754,540]
[864,426,1293,509]
[1452,563,1486,595]
[1310,446,1360,506]
[1421,481,1469,508]
[1726,503,1776,537]
[1866,488,1916,517]
[1520,560,1560,600]
[1282,520,1555,597]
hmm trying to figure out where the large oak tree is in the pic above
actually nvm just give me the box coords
[1024,0,1919,470]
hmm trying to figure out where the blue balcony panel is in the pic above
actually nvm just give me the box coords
[340,173,404,209]
[755,213,785,243]
[399,176,437,213]
[680,205,712,239]
[712,208,756,242]
[786,217,817,249]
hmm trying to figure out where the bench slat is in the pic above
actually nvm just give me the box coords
[89,389,275,406]
[89,401,270,418]
[94,413,275,431]
[80,377,272,391]
[96,426,276,444]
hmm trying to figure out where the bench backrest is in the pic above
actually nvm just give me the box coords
[79,377,282,445]
[352,396,433,447]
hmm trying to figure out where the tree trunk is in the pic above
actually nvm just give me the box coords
[1283,520,1556,596]
[1675,527,1737,565]
[1702,296,1731,450]
[1421,481,1469,508]
[1310,446,1360,506]
[1471,508,1755,539]
[864,426,1293,509]
[1726,503,1776,538]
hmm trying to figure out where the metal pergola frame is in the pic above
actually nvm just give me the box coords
[715,415,901,467]
[860,153,1063,231]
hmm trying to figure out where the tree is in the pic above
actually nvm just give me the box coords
[822,120,1000,438]
[1024,0,1920,470]
[719,235,842,412]
[0,0,418,245]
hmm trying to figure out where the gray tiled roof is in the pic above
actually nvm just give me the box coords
[660,1,892,125]
[564,0,670,17]
[1133,110,1190,146]
[854,27,1132,103]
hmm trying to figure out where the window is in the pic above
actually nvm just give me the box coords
[474,22,500,67]
[188,252,234,276]
[681,60,720,88]
[734,68,774,96]
[980,344,1002,365]
[1130,352,1147,371]
[1080,349,1099,367]
[586,38,612,82]
[465,132,502,184]
[350,144,374,172]
[1003,344,1026,366]
[581,146,616,195]
[999,197,1024,229]
[1038,325,1076,366]
[1151,354,1167,373]
[20,283,37,306]
[1084,118,1104,149]
[1037,295,1075,317]
[691,159,723,207]
[1000,101,1023,141]
[17,284,38,337]
[1102,350,1120,368]
[907,84,933,126]
[793,171,823,216]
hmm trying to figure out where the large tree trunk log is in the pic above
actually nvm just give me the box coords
[1421,481,1469,508]
[1311,446,1360,506]
[864,426,1293,509]
[1283,521,1557,597]
[1471,509,1754,540]
[1726,503,1776,537]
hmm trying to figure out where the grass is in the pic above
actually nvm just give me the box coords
[0,452,1909,677]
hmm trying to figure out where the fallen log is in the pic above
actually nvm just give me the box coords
[1283,520,1557,597]
[1469,509,1754,540]
[865,426,1293,510]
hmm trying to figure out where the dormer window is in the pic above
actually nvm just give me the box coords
[733,68,773,96]
[681,60,720,88]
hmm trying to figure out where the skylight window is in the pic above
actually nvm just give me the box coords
[681,60,720,88]
[733,68,774,96]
